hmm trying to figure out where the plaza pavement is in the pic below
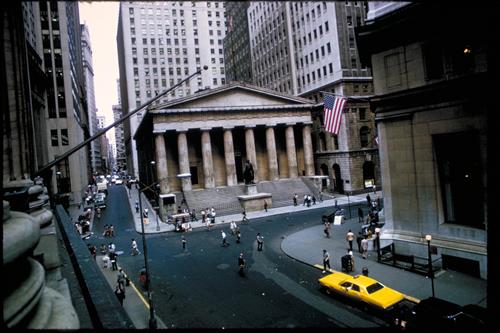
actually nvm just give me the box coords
[69,185,486,328]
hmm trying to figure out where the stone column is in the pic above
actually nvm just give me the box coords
[302,123,315,176]
[177,131,192,191]
[223,127,237,186]
[155,133,170,194]
[244,126,258,182]
[266,126,279,181]
[285,124,298,178]
[201,129,215,189]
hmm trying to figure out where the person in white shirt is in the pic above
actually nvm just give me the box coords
[131,238,140,255]
[221,230,228,247]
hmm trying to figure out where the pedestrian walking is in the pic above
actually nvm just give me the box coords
[210,207,216,224]
[346,229,355,252]
[131,238,140,255]
[293,193,298,206]
[356,232,363,253]
[135,201,139,213]
[181,235,186,250]
[117,268,126,289]
[236,230,241,244]
[264,201,268,212]
[109,251,118,271]
[87,244,97,260]
[322,249,331,273]
[323,221,331,238]
[312,195,316,205]
[238,252,246,275]
[114,284,125,306]
[361,236,369,259]
[221,230,228,247]
[366,194,372,208]
[303,194,307,206]
[319,192,323,203]
[256,233,264,251]
[358,207,364,223]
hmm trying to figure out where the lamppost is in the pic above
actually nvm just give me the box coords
[150,161,160,231]
[56,171,61,194]
[346,191,352,219]
[425,234,435,298]
[137,185,157,329]
[375,227,381,262]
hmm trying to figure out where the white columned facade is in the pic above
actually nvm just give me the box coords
[154,133,170,193]
[223,127,238,186]
[177,131,192,191]
[244,126,258,182]
[285,124,298,178]
[266,126,279,181]
[201,128,215,189]
[302,123,315,176]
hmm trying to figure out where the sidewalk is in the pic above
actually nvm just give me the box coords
[126,184,377,235]
[280,216,487,308]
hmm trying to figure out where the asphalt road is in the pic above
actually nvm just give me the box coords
[92,185,386,328]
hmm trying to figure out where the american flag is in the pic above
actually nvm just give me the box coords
[323,94,347,135]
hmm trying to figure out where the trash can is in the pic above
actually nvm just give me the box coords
[139,268,148,289]
[341,255,353,272]
[362,267,369,276]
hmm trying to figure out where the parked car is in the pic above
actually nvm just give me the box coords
[396,297,487,329]
[95,193,106,209]
[318,270,405,310]
[321,208,344,223]
[115,178,123,185]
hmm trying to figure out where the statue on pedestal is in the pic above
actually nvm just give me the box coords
[243,160,255,185]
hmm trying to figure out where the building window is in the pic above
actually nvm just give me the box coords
[433,131,484,228]
[61,129,69,145]
[359,108,366,120]
[51,129,58,146]
[359,126,370,148]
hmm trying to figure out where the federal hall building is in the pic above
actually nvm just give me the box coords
[134,83,376,216]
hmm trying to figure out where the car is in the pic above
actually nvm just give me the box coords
[401,297,487,329]
[95,193,106,209]
[318,270,406,311]
[321,208,344,223]
[115,178,123,185]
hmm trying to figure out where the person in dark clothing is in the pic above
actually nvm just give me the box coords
[238,252,246,275]
[114,284,125,306]
[358,207,364,223]
[256,233,264,251]
[356,232,363,253]
[366,194,372,208]
[236,230,241,243]
[264,201,268,212]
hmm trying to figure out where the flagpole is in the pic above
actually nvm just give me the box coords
[318,91,372,102]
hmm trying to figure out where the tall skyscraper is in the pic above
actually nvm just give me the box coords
[223,1,252,83]
[117,1,227,177]
[39,1,90,202]
[81,23,102,175]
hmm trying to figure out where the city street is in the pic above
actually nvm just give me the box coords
[90,185,386,328]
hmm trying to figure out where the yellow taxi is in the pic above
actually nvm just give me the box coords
[318,270,405,310]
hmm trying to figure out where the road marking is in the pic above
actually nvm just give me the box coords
[121,267,150,309]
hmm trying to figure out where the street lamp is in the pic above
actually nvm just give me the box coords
[150,161,160,232]
[375,227,381,262]
[425,234,435,298]
[56,171,62,194]
[346,191,352,219]
[137,186,157,329]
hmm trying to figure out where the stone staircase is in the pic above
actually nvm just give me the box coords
[181,178,320,217]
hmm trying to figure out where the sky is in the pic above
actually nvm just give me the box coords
[79,1,120,148]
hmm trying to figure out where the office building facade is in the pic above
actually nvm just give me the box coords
[117,1,227,177]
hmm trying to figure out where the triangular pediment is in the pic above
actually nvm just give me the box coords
[153,83,314,110]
